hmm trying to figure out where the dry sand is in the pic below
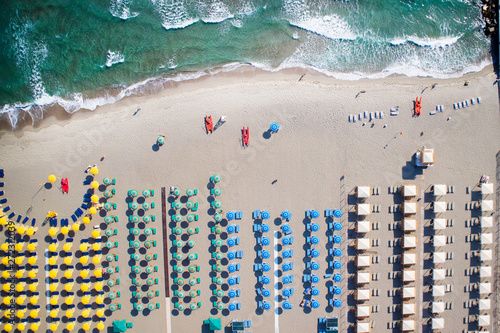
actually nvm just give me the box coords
[0,64,498,333]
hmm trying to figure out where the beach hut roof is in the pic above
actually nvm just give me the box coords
[421,149,434,164]
[403,218,416,231]
[403,202,417,214]
[433,218,446,230]
[403,287,415,299]
[357,305,370,318]
[479,299,491,310]
[403,184,417,197]
[356,221,371,233]
[402,303,415,315]
[112,320,129,333]
[433,252,446,264]
[480,266,492,278]
[481,216,493,228]
[433,235,446,248]
[433,184,447,196]
[481,183,494,194]
[433,201,447,213]
[357,186,371,198]
[482,233,493,245]
[356,289,370,301]
[478,314,490,326]
[402,270,415,282]
[433,268,446,281]
[403,236,416,249]
[402,253,416,265]
[356,238,370,250]
[357,204,371,216]
[357,322,370,333]
[432,285,445,297]
[357,272,371,284]
[432,318,444,329]
[357,255,371,267]
[480,249,492,262]
[402,319,415,331]
[432,301,445,313]
[204,317,222,331]
[482,200,494,212]
[479,282,491,294]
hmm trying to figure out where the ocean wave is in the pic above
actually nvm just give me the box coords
[289,15,358,41]
[198,1,234,24]
[105,50,125,68]
[151,0,199,30]
[109,0,139,20]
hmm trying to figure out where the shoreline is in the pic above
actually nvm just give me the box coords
[0,62,496,135]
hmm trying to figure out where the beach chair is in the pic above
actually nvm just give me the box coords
[254,263,262,271]
[244,320,251,328]
[253,224,261,232]
[235,211,243,219]
[303,274,311,282]
[252,210,261,219]
[236,250,243,258]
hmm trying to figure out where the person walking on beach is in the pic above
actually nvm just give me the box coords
[355,90,366,98]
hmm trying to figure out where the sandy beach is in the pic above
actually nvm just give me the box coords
[0,64,499,333]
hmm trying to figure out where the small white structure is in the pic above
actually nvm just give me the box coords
[357,322,370,333]
[356,289,370,301]
[481,216,493,228]
[402,303,415,315]
[356,186,371,198]
[432,218,446,230]
[478,314,490,326]
[432,285,445,297]
[480,282,491,295]
[433,268,446,281]
[482,233,493,245]
[433,184,447,196]
[403,184,417,198]
[403,202,417,215]
[480,266,492,278]
[481,183,494,195]
[415,147,434,167]
[403,236,416,249]
[356,221,371,233]
[480,249,492,262]
[432,301,445,313]
[433,252,446,264]
[357,255,371,267]
[357,305,370,318]
[357,203,371,216]
[402,319,415,331]
[481,200,494,212]
[432,318,444,330]
[479,299,491,310]
[433,235,446,248]
[402,253,416,265]
[357,272,371,284]
[356,238,371,250]
[433,201,447,213]
[402,287,415,299]
[403,218,417,232]
[402,270,416,282]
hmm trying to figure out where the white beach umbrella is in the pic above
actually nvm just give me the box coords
[356,289,370,301]
[479,299,491,310]
[402,319,415,331]
[433,184,447,196]
[479,282,491,294]
[356,221,371,233]
[432,301,445,313]
[357,305,370,318]
[432,218,446,230]
[433,201,447,213]
[433,268,446,281]
[481,233,493,245]
[357,322,370,333]
[403,236,416,249]
[433,235,446,248]
[403,184,417,197]
[481,216,493,228]
[402,270,415,282]
[481,183,494,195]
[481,200,493,212]
[357,272,371,284]
[403,218,416,231]
[356,186,371,198]
[432,285,445,297]
[356,204,370,216]
[402,253,416,265]
[356,255,371,268]
[480,266,492,278]
[478,314,490,326]
[433,252,446,264]
[356,238,370,250]
[402,303,415,315]
[403,287,415,299]
[403,202,417,214]
[432,318,444,329]
[480,249,492,262]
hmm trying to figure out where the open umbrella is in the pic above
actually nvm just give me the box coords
[71,223,81,231]
[91,195,99,203]
[91,181,99,189]
[226,212,235,220]
[334,209,342,218]
[48,174,56,183]
[270,123,280,132]
[333,299,342,307]
[333,273,342,282]
[214,214,222,222]
[89,207,97,214]
[333,223,342,231]
[82,216,90,224]
[90,167,99,175]
[261,211,270,219]
[97,322,105,331]
[104,190,113,198]
[48,227,58,236]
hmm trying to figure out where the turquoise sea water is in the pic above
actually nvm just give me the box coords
[0,0,490,128]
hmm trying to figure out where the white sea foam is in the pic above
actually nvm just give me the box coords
[151,0,199,30]
[105,50,125,67]
[109,0,139,20]
[289,14,357,41]
[406,35,462,48]
[198,1,234,23]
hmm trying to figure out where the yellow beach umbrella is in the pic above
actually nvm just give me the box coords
[28,256,37,265]
[49,295,58,306]
[80,270,89,279]
[16,308,26,319]
[3,310,12,319]
[63,243,72,251]
[49,308,59,318]
[90,167,99,175]
[48,174,56,183]
[96,308,104,317]
[80,256,89,264]
[49,256,57,265]
[91,181,99,189]
[2,256,10,265]
[28,282,38,292]
[49,283,58,292]
[1,242,9,251]
[97,321,105,331]
[4,323,12,332]
[94,269,102,278]
[48,227,58,236]
[15,256,24,265]
[15,282,25,292]
[80,283,89,292]
[89,207,97,215]
[82,216,90,224]
[81,295,91,305]
[80,243,89,252]
[49,243,58,252]
[49,322,59,332]
[0,216,8,225]
[94,282,103,291]
[15,295,26,305]
[82,308,90,318]
[66,322,75,331]
[26,226,36,236]
[95,295,104,304]
[28,270,37,279]
[3,283,11,292]
[64,282,74,292]
[71,223,80,231]
[65,308,75,318]
[2,271,10,279]
[82,321,91,331]
[29,295,39,305]
[16,225,26,235]
[92,254,101,264]
[3,296,11,305]
[65,295,74,305]
[91,229,100,238]
[29,309,39,318]
[49,269,58,279]
[17,323,26,331]
[30,323,40,331]
[92,242,101,251]
[90,195,99,203]
[64,256,73,266]
[27,242,37,251]
[15,243,23,252]
[61,226,70,235]
[64,269,73,278]
[15,269,24,279]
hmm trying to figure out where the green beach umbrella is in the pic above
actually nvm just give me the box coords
[157,136,165,145]
[214,214,222,222]
[214,175,221,183]
[145,253,153,261]
[214,201,221,208]
[104,203,112,211]
[213,226,222,234]
[144,241,153,248]
[173,214,182,222]
[131,241,141,249]
[108,291,117,300]
[186,201,194,209]
[131,215,139,223]
[106,254,115,262]
[186,189,193,196]
[188,265,197,273]
[104,216,113,223]
[187,227,196,234]
[103,177,111,185]
[214,188,221,196]
[176,303,185,311]
[173,188,181,196]
[214,277,223,285]
[132,266,141,274]
[135,303,144,311]
[176,290,185,298]
[146,278,155,286]
[134,291,143,299]
[104,190,113,198]
[144,228,152,235]
[190,303,198,310]
[187,240,195,248]
[133,279,142,286]
[213,252,223,260]
[187,214,194,222]
[147,291,155,299]
[213,264,223,273]
[145,266,153,274]
[107,266,115,274]
[142,189,150,197]
[216,302,224,310]
[142,202,150,210]
[129,189,138,197]
[174,252,183,261]
[143,215,151,223]
[129,202,138,210]
[188,253,197,260]
[130,228,140,235]
[172,227,182,235]
[107,279,116,287]
[189,290,198,298]
[148,303,156,311]
[131,253,140,261]
[189,278,198,286]
[214,239,222,247]
[109,305,119,313]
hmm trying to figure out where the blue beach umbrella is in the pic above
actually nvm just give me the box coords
[334,299,342,308]
[283,276,290,284]
[334,209,342,218]
[333,274,342,282]
[261,276,270,285]
[311,223,319,232]
[283,301,291,309]
[334,248,342,257]
[228,303,236,311]
[334,261,342,269]
[311,275,319,283]
[227,239,235,247]
[228,290,236,298]
[283,250,292,258]
[228,265,236,273]
[263,301,271,310]
[311,236,319,245]
[226,212,235,221]
[281,210,290,219]
[311,288,319,296]
[262,289,271,297]
[334,223,342,231]
[262,250,270,259]
[270,123,280,132]
[263,263,271,272]
[262,237,270,246]
[283,289,291,297]
[311,249,320,258]
[227,225,235,233]
[228,277,236,286]
[334,235,342,244]
[282,224,290,232]
[311,300,319,309]
[311,262,320,270]
[311,210,319,218]
[261,211,270,219]
[261,224,270,233]
[227,252,235,260]
[334,287,342,295]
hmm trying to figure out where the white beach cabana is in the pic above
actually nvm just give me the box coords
[432,218,446,230]
[481,216,493,228]
[402,319,415,331]
[480,249,492,262]
[402,303,415,316]
[480,266,492,278]
[432,285,445,297]
[356,238,371,250]
[356,203,371,216]
[481,200,494,212]
[479,282,491,295]
[433,184,447,196]
[357,322,370,333]
[403,236,416,249]
[433,252,446,264]
[357,305,370,318]
[433,268,446,281]
[433,201,447,213]
[433,235,446,248]
[432,301,445,313]
[403,202,417,215]
[402,253,416,265]
[431,318,444,330]
[357,272,371,285]
[481,183,494,195]
[479,299,491,310]
[356,289,370,301]
[478,314,490,326]
[402,287,415,299]
[481,233,493,245]
[403,184,417,198]
[356,186,371,199]
[402,270,415,282]
[403,218,417,232]
[356,221,371,233]
[357,255,371,267]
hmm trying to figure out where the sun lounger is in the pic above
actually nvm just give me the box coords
[374,112,379,119]
[252,210,260,219]
[235,211,243,219]
[353,116,356,123]
[324,209,333,217]
[369,112,374,120]
[364,111,368,118]
[236,250,243,258]
[359,113,363,120]
[477,97,481,103]
[348,115,352,122]
[380,111,384,118]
